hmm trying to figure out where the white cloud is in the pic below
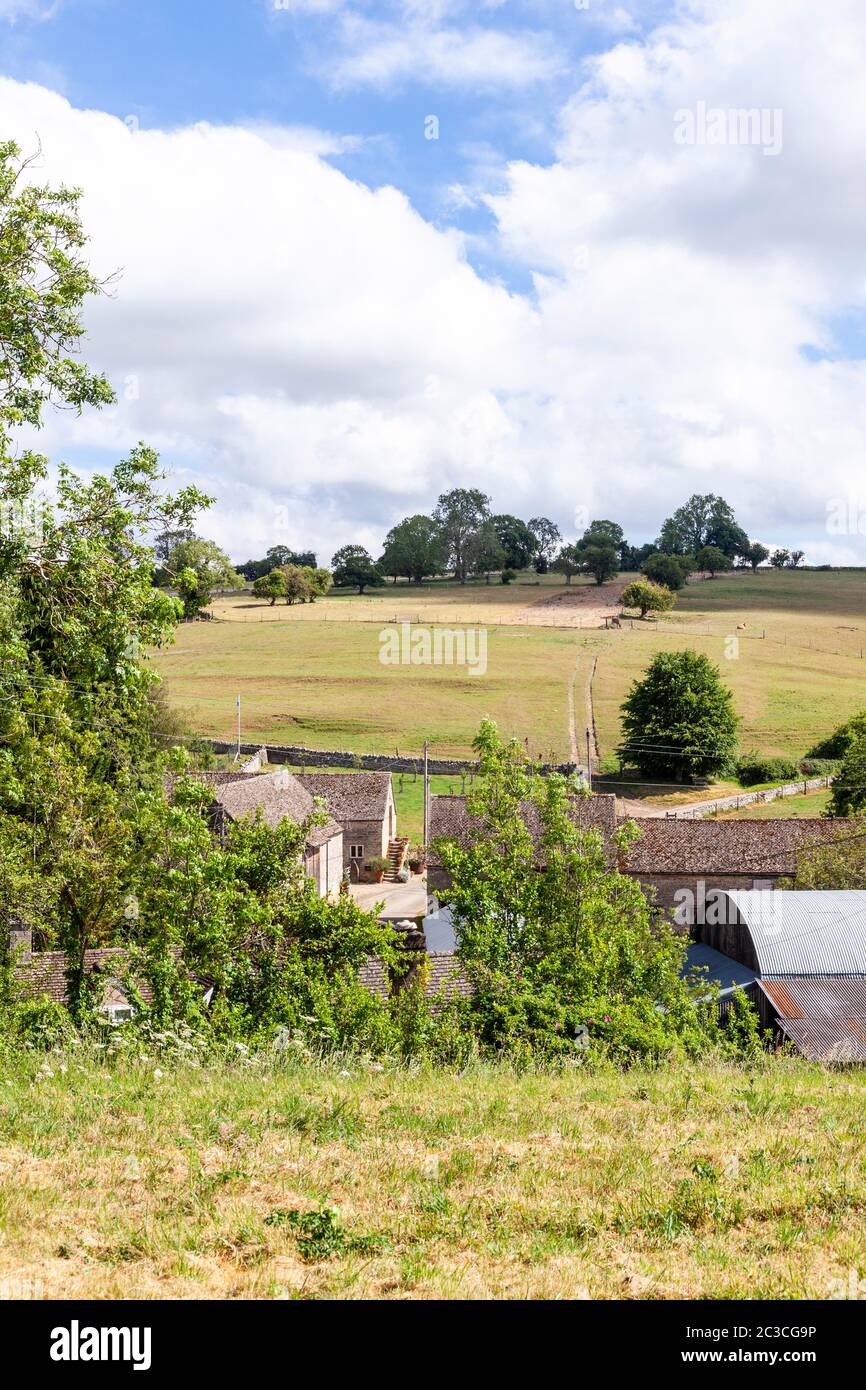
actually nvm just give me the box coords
[4,0,866,565]
[329,14,563,90]
[0,0,60,18]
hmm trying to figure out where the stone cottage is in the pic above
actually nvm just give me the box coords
[294,772,397,878]
[210,769,345,897]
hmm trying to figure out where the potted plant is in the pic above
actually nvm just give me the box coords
[407,844,426,874]
[366,855,389,884]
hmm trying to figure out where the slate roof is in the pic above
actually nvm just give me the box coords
[212,770,342,846]
[427,792,618,866]
[620,817,852,877]
[683,942,758,998]
[294,772,392,823]
[357,951,471,1003]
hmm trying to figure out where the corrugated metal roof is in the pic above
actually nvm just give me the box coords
[683,943,758,997]
[721,891,866,976]
[759,977,866,1061]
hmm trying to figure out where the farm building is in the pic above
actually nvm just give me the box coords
[179,764,399,896]
[426,792,618,895]
[211,769,344,897]
[10,935,213,1022]
[699,890,866,1060]
[427,794,852,926]
[294,773,397,878]
[618,817,852,925]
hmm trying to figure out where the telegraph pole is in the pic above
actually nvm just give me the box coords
[236,694,241,760]
[423,740,429,850]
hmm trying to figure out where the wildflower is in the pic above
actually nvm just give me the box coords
[153,1068,164,1082]
[604,1015,611,1023]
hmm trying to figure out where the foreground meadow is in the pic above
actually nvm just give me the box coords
[2,1054,865,1300]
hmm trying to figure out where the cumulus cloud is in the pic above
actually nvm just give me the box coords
[3,0,866,564]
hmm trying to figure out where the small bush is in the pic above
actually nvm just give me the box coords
[736,754,800,786]
[798,758,839,777]
[500,569,517,585]
[620,578,675,619]
[807,711,866,760]
[12,997,74,1050]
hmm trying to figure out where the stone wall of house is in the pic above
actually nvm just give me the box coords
[343,819,389,873]
[323,833,344,895]
[635,872,779,928]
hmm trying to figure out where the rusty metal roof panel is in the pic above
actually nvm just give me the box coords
[721,891,866,976]
[759,976,866,1061]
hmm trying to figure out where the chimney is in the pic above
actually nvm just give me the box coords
[9,920,32,960]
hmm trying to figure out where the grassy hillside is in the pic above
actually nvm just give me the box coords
[3,1054,865,1300]
[152,615,582,760]
[153,569,866,781]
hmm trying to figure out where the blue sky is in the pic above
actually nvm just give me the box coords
[2,0,866,565]
[3,0,660,278]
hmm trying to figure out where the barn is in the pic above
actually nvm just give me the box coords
[699,890,866,1060]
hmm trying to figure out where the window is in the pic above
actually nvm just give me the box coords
[103,1004,134,1024]
[349,844,364,859]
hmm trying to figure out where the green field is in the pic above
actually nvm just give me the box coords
[3,1052,866,1300]
[154,613,584,761]
[154,570,866,788]
[713,788,833,820]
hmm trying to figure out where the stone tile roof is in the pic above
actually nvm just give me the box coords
[294,773,392,823]
[426,952,472,1000]
[18,948,154,1005]
[357,951,471,1002]
[427,792,618,866]
[621,817,853,877]
[212,770,342,845]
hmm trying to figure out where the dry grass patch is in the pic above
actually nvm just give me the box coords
[2,1055,866,1299]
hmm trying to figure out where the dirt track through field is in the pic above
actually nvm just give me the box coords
[511,576,630,627]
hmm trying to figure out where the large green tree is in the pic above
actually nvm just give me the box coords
[492,514,536,571]
[642,552,690,590]
[696,545,733,577]
[657,494,744,558]
[163,536,242,618]
[468,521,507,583]
[619,650,739,781]
[434,720,708,1060]
[552,543,581,584]
[432,487,491,583]
[527,516,562,568]
[829,732,866,817]
[379,514,447,584]
[331,544,383,593]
